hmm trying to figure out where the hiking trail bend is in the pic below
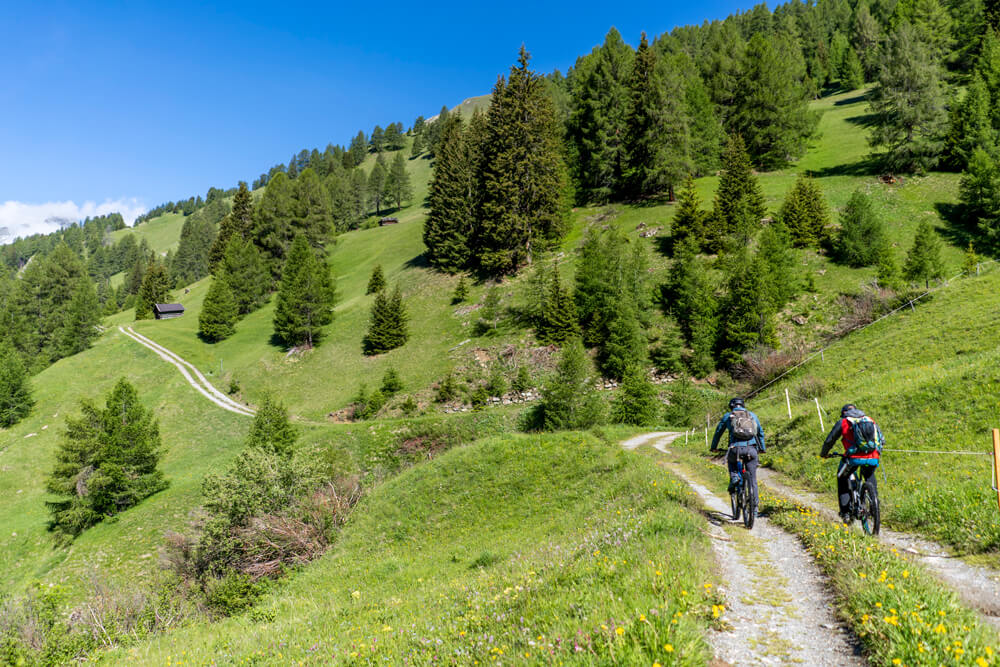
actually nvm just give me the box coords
[623,432,863,666]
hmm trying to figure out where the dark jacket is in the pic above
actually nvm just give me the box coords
[711,408,765,452]
[821,406,882,465]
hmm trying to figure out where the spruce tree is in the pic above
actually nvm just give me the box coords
[363,283,409,354]
[381,367,403,395]
[410,133,424,158]
[0,344,33,427]
[868,22,947,173]
[649,318,684,374]
[56,280,101,357]
[963,241,980,275]
[666,236,718,376]
[384,151,413,210]
[876,244,903,290]
[676,52,724,177]
[451,276,469,303]
[367,264,386,294]
[945,75,995,170]
[903,220,946,286]
[219,236,270,317]
[210,181,254,270]
[611,364,660,426]
[170,211,218,288]
[671,175,706,247]
[533,337,605,431]
[708,135,767,248]
[293,168,333,251]
[599,307,646,380]
[134,260,170,320]
[368,154,388,215]
[852,4,882,80]
[717,253,778,367]
[272,236,337,348]
[475,46,569,275]
[623,32,691,200]
[778,175,830,248]
[756,220,798,310]
[199,277,239,342]
[347,131,368,167]
[245,394,298,457]
[836,191,888,266]
[535,268,581,345]
[253,171,296,278]
[959,147,1000,234]
[424,114,474,272]
[46,378,167,539]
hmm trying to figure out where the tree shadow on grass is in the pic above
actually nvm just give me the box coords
[934,202,984,254]
[834,92,871,107]
[403,252,431,270]
[807,155,880,178]
[843,112,878,128]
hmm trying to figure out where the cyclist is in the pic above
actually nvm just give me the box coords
[820,403,882,523]
[710,398,765,508]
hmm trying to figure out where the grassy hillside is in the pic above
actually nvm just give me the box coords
[102,432,720,665]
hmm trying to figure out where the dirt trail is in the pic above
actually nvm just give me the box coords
[119,326,256,417]
[624,433,864,666]
[752,465,1000,629]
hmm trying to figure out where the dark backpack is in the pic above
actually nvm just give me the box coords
[849,416,883,455]
[730,410,757,441]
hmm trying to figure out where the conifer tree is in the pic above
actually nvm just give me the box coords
[959,147,1000,235]
[347,131,368,167]
[945,75,995,170]
[611,363,660,426]
[868,22,947,173]
[451,276,469,303]
[533,337,605,431]
[368,154,388,215]
[963,241,980,275]
[0,344,33,427]
[46,378,167,539]
[757,220,798,310]
[852,4,882,80]
[675,52,724,177]
[778,175,830,248]
[649,318,684,374]
[56,280,101,357]
[134,260,170,320]
[272,236,337,348]
[671,175,707,247]
[410,133,424,158]
[363,283,409,354]
[384,151,413,210]
[475,46,569,275]
[210,181,253,270]
[424,115,474,272]
[199,277,239,342]
[253,171,296,278]
[535,268,581,345]
[380,367,403,395]
[978,29,1000,129]
[876,244,903,290]
[245,394,298,457]
[708,135,767,248]
[293,168,333,251]
[903,220,946,286]
[367,264,386,294]
[219,236,270,316]
[370,125,385,153]
[599,307,646,380]
[666,236,718,376]
[171,212,218,287]
[836,191,888,266]
[717,253,778,367]
[623,33,691,200]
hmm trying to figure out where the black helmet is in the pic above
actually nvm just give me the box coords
[841,403,857,417]
[729,397,745,410]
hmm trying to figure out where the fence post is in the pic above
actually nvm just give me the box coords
[785,388,792,420]
[704,426,708,448]
[993,429,1000,512]
[815,397,825,433]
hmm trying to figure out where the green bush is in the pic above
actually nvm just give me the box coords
[204,573,266,617]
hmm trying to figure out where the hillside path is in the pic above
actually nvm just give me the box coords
[623,432,864,666]
[119,326,256,417]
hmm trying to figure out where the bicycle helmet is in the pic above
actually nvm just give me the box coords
[729,397,745,410]
[840,403,857,417]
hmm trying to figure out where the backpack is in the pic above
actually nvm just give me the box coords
[730,410,757,441]
[848,416,883,455]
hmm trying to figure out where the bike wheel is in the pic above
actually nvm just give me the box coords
[859,484,880,536]
[731,488,741,521]
[743,482,756,529]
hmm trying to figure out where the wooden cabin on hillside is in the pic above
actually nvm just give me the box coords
[154,303,185,320]
[379,217,399,226]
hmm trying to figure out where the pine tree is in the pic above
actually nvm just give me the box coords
[717,253,778,367]
[475,46,569,275]
[245,394,298,457]
[671,175,707,246]
[0,344,33,427]
[567,27,635,203]
[134,260,170,320]
[56,280,101,357]
[367,264,386,294]
[731,33,816,168]
[623,33,691,200]
[611,363,660,426]
[836,191,888,266]
[272,236,337,348]
[363,284,409,354]
[451,276,469,303]
[708,135,767,248]
[368,154,388,215]
[219,236,270,316]
[868,22,947,173]
[778,175,830,248]
[384,151,413,211]
[535,268,581,344]
[424,114,475,272]
[46,378,167,539]
[903,220,946,286]
[210,181,254,270]
[199,277,239,342]
[533,337,605,431]
[945,75,995,170]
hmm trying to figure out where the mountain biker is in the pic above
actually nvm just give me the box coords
[820,403,882,523]
[710,398,766,508]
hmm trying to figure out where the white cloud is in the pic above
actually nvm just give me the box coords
[0,198,147,243]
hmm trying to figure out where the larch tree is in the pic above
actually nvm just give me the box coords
[384,151,413,210]
[253,171,297,278]
[210,181,254,271]
[134,260,170,320]
[272,235,337,348]
[368,154,388,216]
[218,236,270,317]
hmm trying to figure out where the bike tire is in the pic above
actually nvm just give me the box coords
[860,484,880,536]
[743,482,756,529]
[731,489,741,521]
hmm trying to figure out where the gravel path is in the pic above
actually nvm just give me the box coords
[753,466,1000,629]
[119,326,256,417]
[624,432,865,666]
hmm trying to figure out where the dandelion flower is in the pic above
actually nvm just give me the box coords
[616,627,625,636]
[663,644,674,652]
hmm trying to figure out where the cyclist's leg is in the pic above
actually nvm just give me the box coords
[860,464,877,496]
[745,446,759,511]
[726,447,740,493]
[836,458,852,517]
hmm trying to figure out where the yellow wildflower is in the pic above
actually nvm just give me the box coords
[616,627,625,636]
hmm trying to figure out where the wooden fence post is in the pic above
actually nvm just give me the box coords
[993,429,1000,512]
[785,388,792,420]
[815,397,825,433]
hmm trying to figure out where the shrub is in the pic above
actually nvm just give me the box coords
[663,377,709,429]
[528,338,606,431]
[434,372,461,403]
[611,365,660,426]
[511,365,533,393]
[485,366,507,397]
[380,367,403,395]
[203,573,265,617]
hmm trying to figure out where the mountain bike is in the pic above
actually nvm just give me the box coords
[835,454,880,536]
[730,451,756,530]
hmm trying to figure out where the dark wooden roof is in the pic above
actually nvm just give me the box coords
[154,303,185,313]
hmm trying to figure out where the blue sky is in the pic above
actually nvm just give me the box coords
[1,0,750,235]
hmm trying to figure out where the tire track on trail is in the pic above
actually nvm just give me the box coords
[624,432,865,666]
[119,326,256,417]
